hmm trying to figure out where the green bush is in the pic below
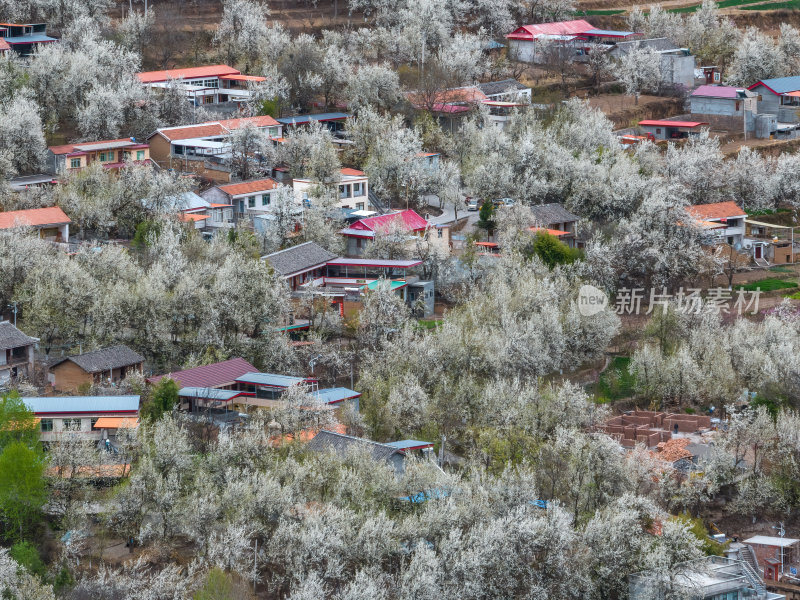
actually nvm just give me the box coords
[10,541,46,578]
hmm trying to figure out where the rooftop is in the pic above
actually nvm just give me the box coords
[306,430,402,462]
[530,202,579,226]
[0,206,71,229]
[22,396,140,415]
[235,372,310,387]
[263,241,339,277]
[476,79,529,97]
[686,201,747,221]
[638,120,709,128]
[744,535,800,547]
[0,321,38,351]
[749,75,800,95]
[147,357,257,389]
[178,387,251,401]
[347,209,429,234]
[311,387,361,404]
[326,257,423,268]
[276,112,351,125]
[217,178,279,197]
[692,85,753,99]
[50,345,144,374]
[137,64,241,84]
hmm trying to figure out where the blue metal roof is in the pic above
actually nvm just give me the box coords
[583,29,635,37]
[5,34,57,44]
[178,387,242,401]
[311,387,361,404]
[276,112,351,125]
[385,439,434,449]
[235,372,308,387]
[22,396,140,415]
[754,76,800,94]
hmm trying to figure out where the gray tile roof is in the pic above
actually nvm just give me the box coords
[754,76,800,94]
[0,321,38,351]
[51,345,144,374]
[263,241,338,277]
[476,79,529,97]
[305,430,401,462]
[530,203,579,226]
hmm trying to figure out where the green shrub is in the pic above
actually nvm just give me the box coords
[10,541,46,578]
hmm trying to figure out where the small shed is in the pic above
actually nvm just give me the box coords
[743,535,800,574]
[49,345,144,393]
[638,120,709,140]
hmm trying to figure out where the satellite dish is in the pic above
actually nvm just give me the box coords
[734,242,742,251]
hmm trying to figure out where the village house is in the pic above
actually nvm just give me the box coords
[744,219,798,265]
[136,64,266,107]
[748,76,800,125]
[0,22,57,56]
[609,38,695,88]
[262,242,435,317]
[476,79,532,103]
[201,178,281,221]
[305,430,411,475]
[0,206,71,242]
[0,321,38,385]
[293,168,371,211]
[22,395,140,444]
[686,201,747,247]
[147,357,258,390]
[339,209,430,257]
[174,191,235,237]
[47,138,151,175]
[147,116,282,181]
[690,85,762,135]
[263,241,339,292]
[530,203,581,248]
[637,119,709,140]
[48,345,144,393]
[506,19,638,64]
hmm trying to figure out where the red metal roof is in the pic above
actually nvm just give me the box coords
[638,120,709,128]
[147,357,257,389]
[691,85,741,99]
[137,64,241,84]
[506,19,594,40]
[349,209,429,233]
[0,206,71,229]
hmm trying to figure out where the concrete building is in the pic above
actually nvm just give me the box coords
[293,168,371,211]
[690,85,759,134]
[608,38,695,88]
[137,64,266,107]
[0,207,70,242]
[638,119,709,140]
[22,395,140,443]
[48,138,151,175]
[748,76,800,124]
[687,201,747,247]
[0,22,57,56]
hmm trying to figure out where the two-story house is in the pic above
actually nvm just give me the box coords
[137,64,266,106]
[530,203,581,248]
[175,191,235,236]
[0,321,38,385]
[47,138,151,175]
[0,207,71,242]
[0,22,57,56]
[686,201,747,247]
[293,168,371,211]
[202,178,282,222]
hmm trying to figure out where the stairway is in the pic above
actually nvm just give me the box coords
[368,190,389,215]
[737,545,767,598]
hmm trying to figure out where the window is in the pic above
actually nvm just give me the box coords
[63,418,82,432]
[70,158,81,169]
[91,417,99,429]
[223,208,233,221]
[268,127,279,137]
[353,182,364,196]
[238,200,245,213]
[40,419,53,432]
[173,144,184,155]
[262,194,270,206]
[202,78,219,88]
[99,152,106,161]
[735,101,740,111]
[356,238,362,249]
[713,72,721,82]
[104,151,115,162]
[355,202,365,211]
[656,128,662,134]
[437,228,443,238]
[248,197,256,208]
[339,184,350,199]
[204,95,214,104]
[137,150,145,160]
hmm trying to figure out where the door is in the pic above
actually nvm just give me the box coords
[755,246,762,260]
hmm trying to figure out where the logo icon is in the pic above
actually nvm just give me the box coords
[577,285,608,317]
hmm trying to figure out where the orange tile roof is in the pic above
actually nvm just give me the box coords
[218,115,280,129]
[341,167,366,177]
[530,227,570,236]
[179,213,210,222]
[219,74,266,82]
[218,178,279,196]
[0,39,10,51]
[0,206,71,229]
[407,86,489,106]
[210,202,233,208]
[686,201,746,221]
[155,123,228,142]
[137,64,241,84]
